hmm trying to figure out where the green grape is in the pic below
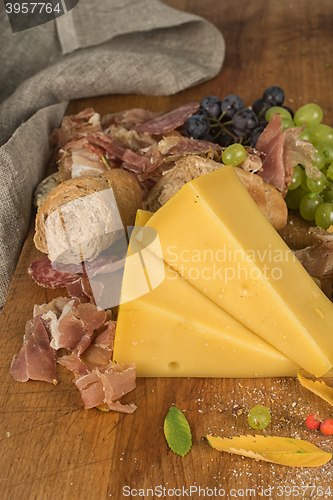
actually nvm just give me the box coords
[323,185,333,203]
[298,127,313,142]
[265,106,292,122]
[306,172,326,193]
[221,143,247,166]
[313,141,333,164]
[300,172,310,192]
[315,203,333,230]
[285,185,308,210]
[309,124,333,144]
[326,163,333,181]
[281,117,295,131]
[294,103,323,126]
[311,150,326,170]
[299,193,323,220]
[248,405,271,430]
[288,164,303,190]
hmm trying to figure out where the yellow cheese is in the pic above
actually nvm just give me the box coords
[135,209,153,226]
[114,240,300,377]
[144,166,333,377]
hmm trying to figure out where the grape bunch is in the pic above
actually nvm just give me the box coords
[284,105,333,230]
[185,86,333,231]
[184,86,288,148]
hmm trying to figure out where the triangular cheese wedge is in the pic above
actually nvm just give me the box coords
[143,166,333,377]
[113,232,300,377]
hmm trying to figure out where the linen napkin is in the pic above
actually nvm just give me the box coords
[0,0,225,307]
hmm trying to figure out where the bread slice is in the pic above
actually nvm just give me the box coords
[144,155,287,231]
[34,169,142,264]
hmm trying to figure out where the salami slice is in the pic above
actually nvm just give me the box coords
[28,255,81,289]
[133,102,200,134]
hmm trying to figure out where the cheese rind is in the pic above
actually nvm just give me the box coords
[114,247,300,377]
[144,166,333,377]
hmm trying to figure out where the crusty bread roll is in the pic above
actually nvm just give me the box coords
[234,167,287,231]
[144,155,287,231]
[34,169,142,264]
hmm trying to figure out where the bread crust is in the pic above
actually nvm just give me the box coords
[144,156,287,231]
[34,169,142,263]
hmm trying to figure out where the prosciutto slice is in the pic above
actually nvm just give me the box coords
[47,301,106,356]
[133,102,200,134]
[256,114,318,193]
[10,316,57,384]
[101,108,162,129]
[74,362,136,413]
[81,321,116,365]
[51,108,102,149]
[162,136,222,156]
[296,241,333,299]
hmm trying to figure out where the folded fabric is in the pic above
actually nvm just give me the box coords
[0,0,225,307]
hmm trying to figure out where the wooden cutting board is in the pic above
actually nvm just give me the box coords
[1,1,333,498]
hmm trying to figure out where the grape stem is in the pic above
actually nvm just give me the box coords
[208,117,239,141]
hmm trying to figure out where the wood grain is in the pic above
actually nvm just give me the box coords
[2,1,333,498]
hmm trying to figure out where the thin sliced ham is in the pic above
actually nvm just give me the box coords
[12,296,136,413]
[81,321,116,365]
[74,370,106,409]
[74,362,136,412]
[106,125,157,151]
[48,302,106,356]
[133,102,200,134]
[256,114,318,194]
[57,354,90,376]
[101,108,163,129]
[296,241,333,299]
[10,316,57,384]
[51,108,102,149]
[163,136,222,156]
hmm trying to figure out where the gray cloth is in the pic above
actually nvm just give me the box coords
[0,0,225,307]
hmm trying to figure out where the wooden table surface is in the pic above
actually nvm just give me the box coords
[1,0,333,498]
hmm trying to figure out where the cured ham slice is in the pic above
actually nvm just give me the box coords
[74,371,106,408]
[256,114,287,192]
[73,362,136,412]
[57,354,90,376]
[33,296,71,317]
[101,108,162,129]
[160,136,222,156]
[10,316,57,384]
[47,301,106,356]
[51,108,102,149]
[256,114,318,194]
[133,102,200,134]
[296,241,333,299]
[106,125,157,151]
[66,277,95,304]
[58,137,109,181]
[81,321,116,365]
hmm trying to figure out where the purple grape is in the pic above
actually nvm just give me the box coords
[263,86,284,107]
[193,108,208,118]
[221,94,244,119]
[200,96,222,118]
[184,115,210,139]
[252,97,267,117]
[250,127,265,147]
[231,109,258,136]
[258,120,268,128]
[214,130,234,147]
